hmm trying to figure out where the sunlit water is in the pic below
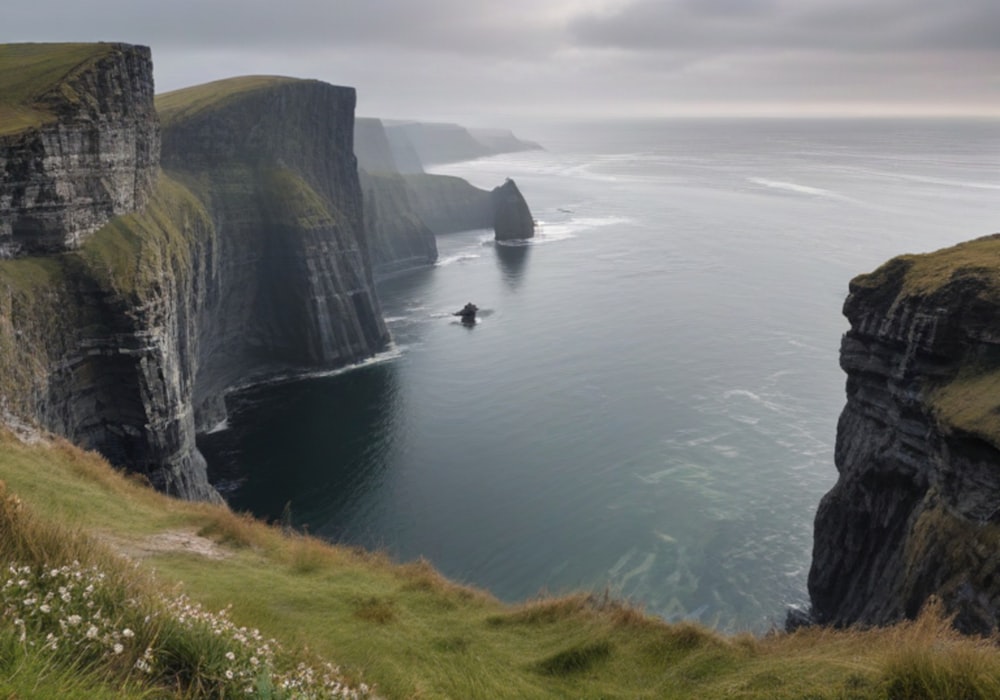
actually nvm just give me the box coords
[201,118,1000,632]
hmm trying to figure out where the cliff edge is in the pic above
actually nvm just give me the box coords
[0,49,388,501]
[809,233,1000,634]
[0,43,158,256]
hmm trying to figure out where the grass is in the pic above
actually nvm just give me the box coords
[850,234,1000,446]
[76,172,213,299]
[930,367,1000,444]
[4,431,1000,697]
[851,234,1000,302]
[262,168,337,230]
[156,76,305,128]
[0,43,115,136]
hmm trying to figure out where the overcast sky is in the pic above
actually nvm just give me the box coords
[4,0,998,125]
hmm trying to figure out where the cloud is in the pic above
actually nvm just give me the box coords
[2,0,998,118]
[2,0,585,57]
[570,0,1000,52]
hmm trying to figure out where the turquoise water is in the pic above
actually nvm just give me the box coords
[201,118,1000,632]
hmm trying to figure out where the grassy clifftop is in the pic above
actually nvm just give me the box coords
[850,234,1000,446]
[3,433,1000,698]
[0,43,117,136]
[156,75,305,128]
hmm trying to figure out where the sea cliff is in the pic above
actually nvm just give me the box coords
[809,234,1000,634]
[0,47,388,500]
[0,43,158,256]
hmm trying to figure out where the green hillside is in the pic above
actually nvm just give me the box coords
[156,75,305,127]
[1,431,999,699]
[0,43,116,136]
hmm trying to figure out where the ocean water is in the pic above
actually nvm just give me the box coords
[201,118,1000,632]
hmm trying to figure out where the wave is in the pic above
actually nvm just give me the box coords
[204,418,229,434]
[227,343,405,394]
[436,252,482,266]
[747,177,848,200]
[723,388,787,414]
[531,215,633,244]
[863,170,1000,191]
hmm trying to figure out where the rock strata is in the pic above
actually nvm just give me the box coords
[0,54,388,501]
[0,43,158,256]
[809,234,1000,634]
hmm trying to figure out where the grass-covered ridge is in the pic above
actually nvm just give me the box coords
[0,43,116,136]
[156,75,306,128]
[850,234,1000,301]
[3,431,1000,698]
[850,234,1000,446]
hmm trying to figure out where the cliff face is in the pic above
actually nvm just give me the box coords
[0,55,388,501]
[401,173,494,234]
[383,121,541,167]
[159,77,389,428]
[361,171,437,278]
[353,118,538,274]
[353,118,437,277]
[0,43,158,256]
[809,234,1000,634]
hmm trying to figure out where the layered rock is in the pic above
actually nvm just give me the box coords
[0,57,388,501]
[809,234,1000,634]
[0,43,158,256]
[492,179,534,241]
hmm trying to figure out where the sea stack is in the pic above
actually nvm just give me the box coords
[492,178,534,241]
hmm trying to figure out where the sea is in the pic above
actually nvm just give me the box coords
[200,118,1000,633]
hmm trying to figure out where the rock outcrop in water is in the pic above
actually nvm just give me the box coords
[809,234,1000,634]
[0,43,158,256]
[492,179,534,241]
[0,47,388,501]
[353,117,538,275]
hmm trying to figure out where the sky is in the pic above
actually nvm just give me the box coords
[3,0,999,126]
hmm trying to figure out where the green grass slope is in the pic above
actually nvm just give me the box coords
[3,432,1000,698]
[0,43,116,136]
[156,75,305,128]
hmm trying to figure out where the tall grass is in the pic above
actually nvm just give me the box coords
[6,433,1000,698]
[0,480,371,698]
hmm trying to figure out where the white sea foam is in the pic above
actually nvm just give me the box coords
[747,177,859,203]
[228,343,404,394]
[436,252,482,266]
[860,169,1000,191]
[723,389,786,413]
[205,418,229,434]
[531,215,632,244]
